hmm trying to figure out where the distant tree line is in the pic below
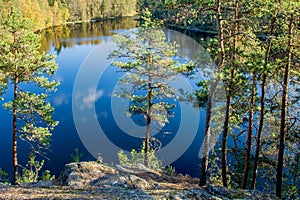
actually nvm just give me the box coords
[0,0,137,31]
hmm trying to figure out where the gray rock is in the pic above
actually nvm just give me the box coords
[207,184,275,200]
[0,182,10,188]
[56,161,118,187]
[163,190,223,200]
[116,164,161,176]
[20,180,54,188]
[91,174,154,190]
[244,190,275,200]
[207,184,235,198]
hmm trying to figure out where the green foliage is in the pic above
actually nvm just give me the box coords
[284,185,299,200]
[208,150,222,186]
[110,27,188,129]
[0,7,59,184]
[41,170,55,181]
[1,7,59,150]
[18,154,55,183]
[118,150,130,165]
[118,141,163,169]
[118,148,163,170]
[0,168,9,183]
[140,8,161,28]
[165,165,176,176]
[139,0,216,31]
[110,26,195,166]
[195,80,208,107]
[18,154,44,183]
[96,153,103,164]
[0,0,137,31]
[70,148,84,162]
[207,143,251,190]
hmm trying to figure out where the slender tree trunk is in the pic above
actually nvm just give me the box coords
[251,10,277,189]
[276,13,293,198]
[221,0,239,187]
[199,0,225,186]
[242,72,256,189]
[144,82,152,167]
[12,31,19,185]
[13,74,18,185]
[144,55,153,167]
[221,95,230,187]
[144,113,150,167]
[199,80,218,186]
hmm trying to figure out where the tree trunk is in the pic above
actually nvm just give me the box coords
[12,30,19,185]
[13,74,19,185]
[221,0,239,188]
[276,13,293,198]
[242,72,256,189]
[144,55,153,167]
[251,9,277,189]
[199,80,218,186]
[221,95,230,187]
[144,114,150,167]
[199,0,225,186]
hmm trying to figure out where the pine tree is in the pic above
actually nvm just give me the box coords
[199,0,225,186]
[0,7,59,185]
[109,27,192,166]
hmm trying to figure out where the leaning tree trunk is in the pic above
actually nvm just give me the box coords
[242,72,256,189]
[199,0,225,186]
[276,13,293,198]
[250,9,277,189]
[199,80,218,186]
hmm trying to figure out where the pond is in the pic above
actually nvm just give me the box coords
[0,17,221,179]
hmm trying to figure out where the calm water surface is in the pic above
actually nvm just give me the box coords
[0,18,215,179]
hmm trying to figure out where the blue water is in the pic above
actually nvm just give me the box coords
[0,19,216,180]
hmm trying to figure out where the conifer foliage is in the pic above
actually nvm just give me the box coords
[0,7,59,185]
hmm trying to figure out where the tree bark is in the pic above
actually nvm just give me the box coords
[12,31,19,185]
[199,80,218,186]
[144,82,152,167]
[13,73,18,185]
[276,13,293,198]
[221,95,230,187]
[221,0,239,188]
[250,8,277,189]
[199,0,225,186]
[144,54,153,167]
[242,72,256,189]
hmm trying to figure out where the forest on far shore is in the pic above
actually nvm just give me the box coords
[0,0,137,31]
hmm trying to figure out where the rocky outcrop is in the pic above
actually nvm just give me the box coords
[0,162,276,199]
[56,161,118,187]
[54,161,275,200]
[91,174,155,190]
[20,180,54,188]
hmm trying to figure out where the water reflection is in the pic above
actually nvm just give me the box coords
[40,18,138,53]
